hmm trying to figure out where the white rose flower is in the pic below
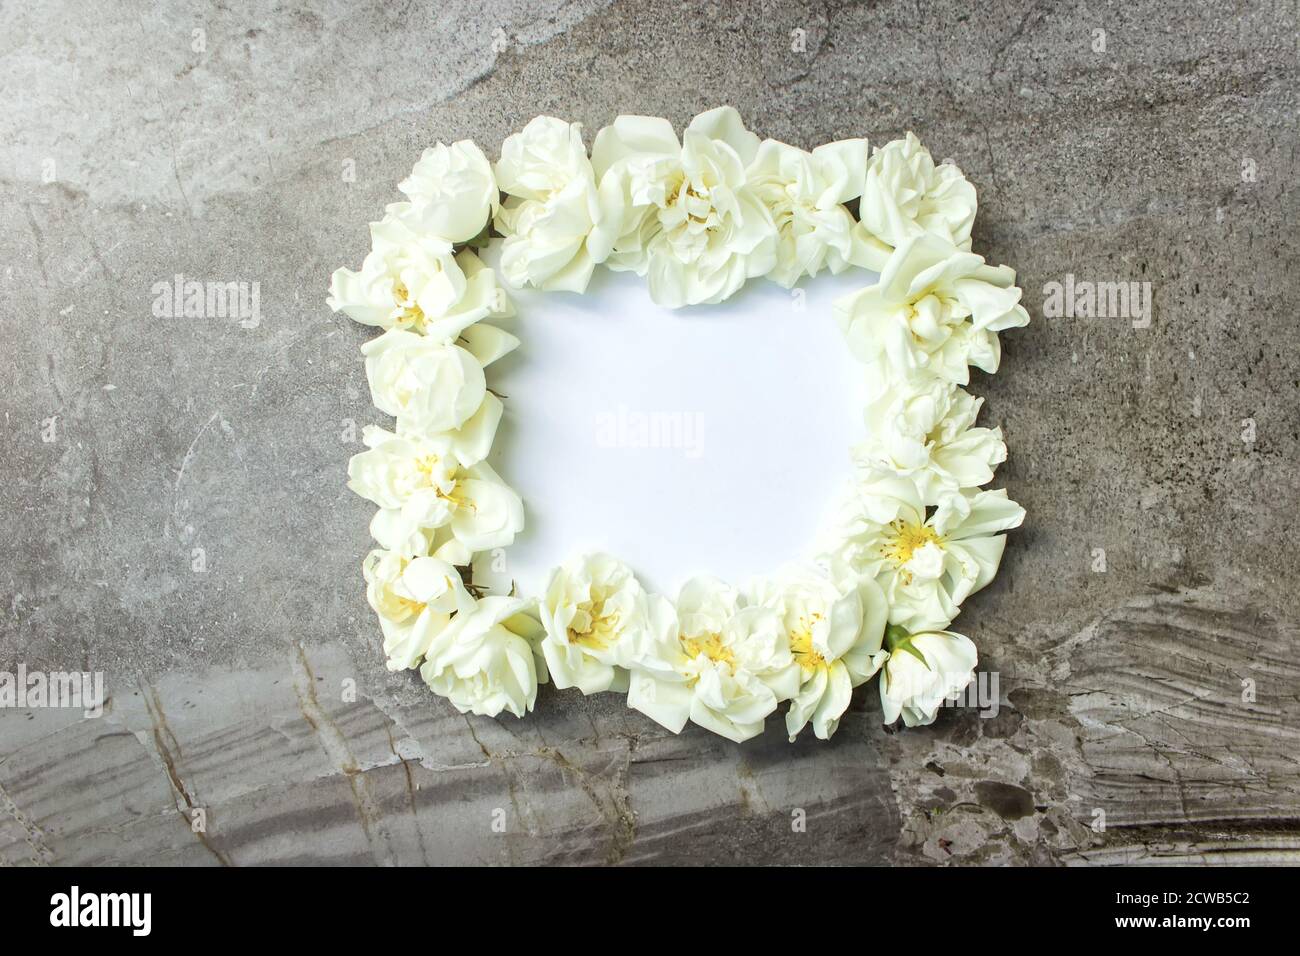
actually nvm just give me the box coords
[855,374,1007,502]
[363,329,483,430]
[627,577,800,743]
[362,550,475,671]
[834,234,1030,385]
[494,116,605,293]
[398,140,498,243]
[746,138,868,288]
[327,203,508,336]
[589,107,778,308]
[855,132,977,270]
[362,324,518,439]
[349,425,524,561]
[826,474,1025,632]
[747,563,889,741]
[538,553,655,695]
[420,596,548,718]
[879,626,977,727]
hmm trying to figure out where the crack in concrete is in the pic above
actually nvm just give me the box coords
[139,681,233,866]
[290,642,398,866]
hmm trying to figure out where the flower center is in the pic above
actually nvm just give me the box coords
[659,174,718,248]
[790,615,827,671]
[682,631,735,670]
[680,184,712,224]
[393,595,425,618]
[568,601,621,650]
[383,559,426,621]
[881,520,943,567]
[392,280,427,332]
[437,483,475,513]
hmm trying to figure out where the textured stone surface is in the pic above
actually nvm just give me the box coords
[2,0,1299,865]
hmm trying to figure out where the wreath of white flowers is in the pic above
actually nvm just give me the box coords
[329,107,1029,743]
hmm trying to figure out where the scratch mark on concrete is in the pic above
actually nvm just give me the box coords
[164,409,220,541]
[0,777,56,865]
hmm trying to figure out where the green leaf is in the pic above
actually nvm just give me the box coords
[884,624,931,670]
[884,623,911,653]
[900,640,931,670]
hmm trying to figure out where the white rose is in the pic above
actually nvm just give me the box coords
[398,140,498,243]
[626,577,800,743]
[746,138,868,288]
[834,234,1030,386]
[747,563,888,740]
[363,550,475,671]
[856,374,1007,501]
[539,553,653,695]
[362,325,518,442]
[855,132,977,270]
[824,473,1025,632]
[494,116,605,293]
[420,596,548,718]
[363,329,483,431]
[879,627,977,727]
[327,203,508,337]
[590,107,777,308]
[349,426,524,561]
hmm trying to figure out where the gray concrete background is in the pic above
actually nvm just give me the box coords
[2,0,1298,865]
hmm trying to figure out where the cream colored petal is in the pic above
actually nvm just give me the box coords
[459,323,520,367]
[327,266,392,326]
[685,105,761,165]
[810,661,854,739]
[785,666,829,740]
[690,699,767,743]
[451,476,524,551]
[448,393,503,467]
[433,537,472,566]
[627,670,692,734]
[590,115,679,176]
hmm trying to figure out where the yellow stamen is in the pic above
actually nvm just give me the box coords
[392,280,426,332]
[393,596,425,617]
[880,519,943,567]
[682,632,735,669]
[790,613,827,671]
[436,482,476,513]
[568,603,622,651]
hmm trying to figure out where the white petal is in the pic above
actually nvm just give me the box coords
[459,323,520,367]
[626,670,692,733]
[449,393,503,466]
[811,661,854,739]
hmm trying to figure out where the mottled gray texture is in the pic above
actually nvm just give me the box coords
[2,0,1299,865]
